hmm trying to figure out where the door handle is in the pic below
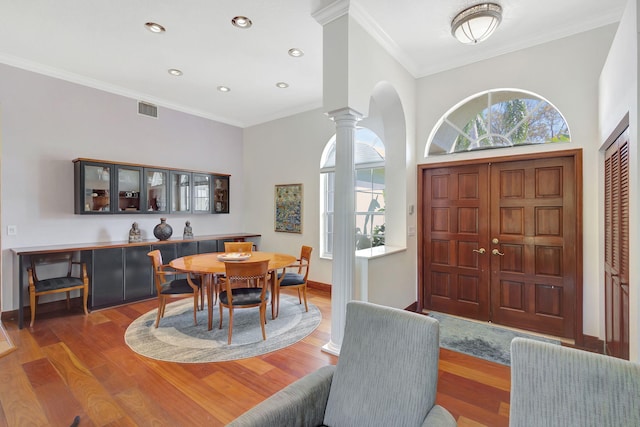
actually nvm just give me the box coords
[492,249,504,256]
[473,248,486,254]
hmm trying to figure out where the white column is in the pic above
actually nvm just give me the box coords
[322,107,361,356]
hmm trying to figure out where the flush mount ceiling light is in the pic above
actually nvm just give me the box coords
[144,22,166,33]
[288,48,304,57]
[276,82,289,88]
[231,16,252,29]
[451,3,502,45]
[167,68,183,76]
[217,86,231,92]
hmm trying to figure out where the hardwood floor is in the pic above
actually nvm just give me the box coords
[0,288,510,426]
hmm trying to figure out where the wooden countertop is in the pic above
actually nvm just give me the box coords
[11,233,261,255]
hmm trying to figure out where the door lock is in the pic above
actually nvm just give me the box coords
[473,248,486,254]
[492,249,504,256]
[492,238,499,244]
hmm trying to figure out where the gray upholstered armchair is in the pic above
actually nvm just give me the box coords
[227,301,456,427]
[509,337,640,427]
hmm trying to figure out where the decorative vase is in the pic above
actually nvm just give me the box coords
[153,218,173,241]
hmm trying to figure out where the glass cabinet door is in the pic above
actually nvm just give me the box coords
[144,168,169,213]
[82,163,113,213]
[116,166,142,213]
[213,175,229,213]
[171,172,191,213]
[193,173,211,213]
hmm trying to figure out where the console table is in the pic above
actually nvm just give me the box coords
[12,233,261,329]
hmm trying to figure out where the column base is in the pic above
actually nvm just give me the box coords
[322,340,342,356]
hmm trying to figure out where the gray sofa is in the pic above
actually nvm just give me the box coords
[227,301,456,427]
[510,337,640,426]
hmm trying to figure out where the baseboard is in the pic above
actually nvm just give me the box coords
[404,301,418,312]
[573,334,604,354]
[308,280,331,294]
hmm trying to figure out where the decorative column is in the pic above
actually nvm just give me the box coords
[322,107,361,356]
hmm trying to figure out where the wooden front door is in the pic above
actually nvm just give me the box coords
[604,124,630,359]
[419,151,581,339]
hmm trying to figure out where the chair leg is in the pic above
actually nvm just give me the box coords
[29,291,36,328]
[155,297,165,328]
[82,286,89,316]
[297,288,302,304]
[66,291,71,310]
[219,303,224,329]
[227,308,234,344]
[260,303,267,341]
[302,285,308,312]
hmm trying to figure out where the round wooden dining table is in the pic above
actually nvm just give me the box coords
[169,252,296,330]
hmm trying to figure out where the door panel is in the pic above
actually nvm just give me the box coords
[421,164,490,320]
[605,127,630,359]
[490,158,576,338]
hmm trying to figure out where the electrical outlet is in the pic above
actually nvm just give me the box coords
[7,225,17,236]
[408,226,416,236]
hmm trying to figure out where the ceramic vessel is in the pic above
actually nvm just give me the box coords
[153,218,173,241]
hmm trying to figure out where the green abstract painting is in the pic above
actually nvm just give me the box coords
[275,184,302,233]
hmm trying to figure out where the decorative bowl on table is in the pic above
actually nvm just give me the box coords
[217,252,251,261]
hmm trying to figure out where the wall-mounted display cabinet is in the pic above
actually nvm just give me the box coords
[73,158,230,215]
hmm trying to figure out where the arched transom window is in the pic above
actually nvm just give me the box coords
[426,89,570,156]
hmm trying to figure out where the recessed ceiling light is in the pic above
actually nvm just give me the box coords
[168,69,183,76]
[144,22,166,33]
[288,48,304,57]
[231,16,252,29]
[217,86,231,92]
[276,82,289,89]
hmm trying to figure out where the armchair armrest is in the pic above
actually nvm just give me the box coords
[227,364,335,427]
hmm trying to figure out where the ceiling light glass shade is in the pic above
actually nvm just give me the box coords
[168,68,183,76]
[217,86,231,92]
[451,3,502,45]
[276,82,289,88]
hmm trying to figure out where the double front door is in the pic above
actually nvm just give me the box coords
[418,152,580,339]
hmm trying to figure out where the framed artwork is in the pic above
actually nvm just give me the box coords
[275,184,303,233]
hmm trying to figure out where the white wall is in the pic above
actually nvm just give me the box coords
[598,0,638,360]
[416,25,618,339]
[242,108,336,285]
[0,63,244,312]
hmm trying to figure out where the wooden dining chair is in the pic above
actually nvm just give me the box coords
[223,241,253,253]
[275,245,312,317]
[219,259,270,344]
[147,250,202,328]
[27,252,89,327]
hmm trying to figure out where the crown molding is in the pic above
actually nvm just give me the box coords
[312,0,350,26]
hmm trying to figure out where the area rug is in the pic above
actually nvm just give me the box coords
[125,294,321,363]
[428,311,560,365]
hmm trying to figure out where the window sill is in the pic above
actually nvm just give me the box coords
[320,245,405,261]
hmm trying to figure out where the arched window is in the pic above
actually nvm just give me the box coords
[320,128,385,258]
[426,89,570,156]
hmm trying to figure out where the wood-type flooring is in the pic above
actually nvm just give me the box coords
[0,288,510,426]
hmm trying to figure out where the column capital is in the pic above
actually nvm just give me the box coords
[326,107,363,123]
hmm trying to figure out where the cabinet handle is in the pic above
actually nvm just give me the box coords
[473,248,486,254]
[492,249,504,256]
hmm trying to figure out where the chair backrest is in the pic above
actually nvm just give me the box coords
[147,250,165,292]
[296,245,312,280]
[223,259,270,303]
[323,301,441,427]
[30,252,74,282]
[224,241,253,253]
[509,337,640,427]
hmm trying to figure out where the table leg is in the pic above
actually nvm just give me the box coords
[206,274,214,331]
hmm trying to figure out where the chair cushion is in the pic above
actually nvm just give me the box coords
[160,278,199,295]
[220,288,269,306]
[35,277,84,292]
[279,272,305,287]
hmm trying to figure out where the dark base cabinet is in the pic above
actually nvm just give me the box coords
[14,233,260,328]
